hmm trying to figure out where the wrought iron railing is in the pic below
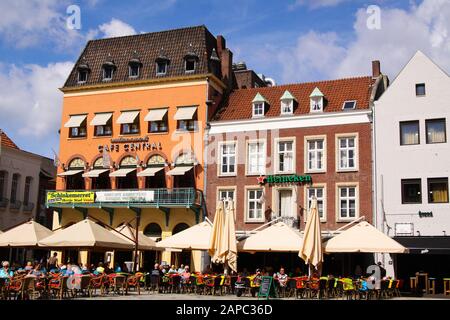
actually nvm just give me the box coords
[46,188,202,208]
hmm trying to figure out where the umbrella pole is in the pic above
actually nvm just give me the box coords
[134,213,141,273]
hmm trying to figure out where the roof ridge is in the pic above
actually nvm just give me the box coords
[88,24,207,42]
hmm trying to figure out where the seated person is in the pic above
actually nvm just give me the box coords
[24,261,34,272]
[168,265,178,274]
[151,264,163,277]
[177,264,185,275]
[273,268,288,287]
[95,262,105,275]
[0,261,14,279]
[181,266,191,283]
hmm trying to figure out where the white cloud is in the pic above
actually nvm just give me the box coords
[87,18,137,40]
[279,0,450,82]
[0,0,82,49]
[289,0,349,10]
[0,62,72,154]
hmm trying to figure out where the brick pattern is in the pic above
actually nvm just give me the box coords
[206,123,373,231]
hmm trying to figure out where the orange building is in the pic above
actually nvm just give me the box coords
[49,26,234,271]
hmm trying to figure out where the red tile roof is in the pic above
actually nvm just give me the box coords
[0,130,19,150]
[213,76,375,121]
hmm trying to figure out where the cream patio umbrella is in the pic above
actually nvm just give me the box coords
[38,219,133,250]
[0,220,53,247]
[114,224,158,251]
[299,198,323,272]
[219,201,237,272]
[324,221,408,253]
[238,222,303,252]
[208,201,226,264]
[156,221,212,250]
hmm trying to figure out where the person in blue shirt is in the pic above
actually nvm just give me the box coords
[0,261,14,278]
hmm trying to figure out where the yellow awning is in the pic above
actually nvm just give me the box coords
[144,108,168,122]
[57,170,84,177]
[166,166,193,176]
[116,111,139,124]
[82,169,109,178]
[64,115,87,128]
[157,222,212,250]
[137,167,164,177]
[173,106,197,120]
[109,168,136,177]
[90,113,113,126]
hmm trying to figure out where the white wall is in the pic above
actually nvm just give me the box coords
[0,147,42,230]
[374,51,450,237]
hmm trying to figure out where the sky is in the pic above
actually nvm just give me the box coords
[0,0,449,158]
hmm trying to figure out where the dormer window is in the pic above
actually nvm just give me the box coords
[343,101,357,110]
[310,87,324,113]
[157,61,168,75]
[184,46,199,73]
[103,66,114,81]
[252,93,268,118]
[129,64,140,78]
[185,58,196,73]
[280,90,296,115]
[78,70,88,83]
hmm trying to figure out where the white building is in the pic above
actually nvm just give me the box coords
[374,51,450,280]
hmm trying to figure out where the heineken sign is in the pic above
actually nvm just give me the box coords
[257,174,312,185]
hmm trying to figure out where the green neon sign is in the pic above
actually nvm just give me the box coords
[257,174,312,185]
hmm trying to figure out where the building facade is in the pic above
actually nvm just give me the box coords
[50,26,235,270]
[206,62,388,273]
[374,51,450,279]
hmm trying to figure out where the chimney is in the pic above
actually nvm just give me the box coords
[220,48,233,90]
[216,35,226,58]
[372,60,381,78]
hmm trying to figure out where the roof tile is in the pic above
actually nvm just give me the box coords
[0,130,19,150]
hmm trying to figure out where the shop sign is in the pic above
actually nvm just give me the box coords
[96,190,155,203]
[47,191,95,204]
[257,174,312,185]
[98,136,162,153]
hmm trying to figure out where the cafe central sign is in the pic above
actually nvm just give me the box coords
[257,174,312,185]
[98,136,162,153]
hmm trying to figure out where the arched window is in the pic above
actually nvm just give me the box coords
[93,157,104,169]
[172,223,189,235]
[175,152,196,165]
[66,158,85,190]
[69,158,85,169]
[147,155,165,166]
[120,156,138,168]
[144,223,162,238]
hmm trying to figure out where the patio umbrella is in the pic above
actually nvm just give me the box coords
[156,221,212,250]
[219,201,237,272]
[238,222,303,252]
[208,201,225,264]
[299,198,323,272]
[114,225,158,251]
[38,219,133,250]
[324,221,408,253]
[0,220,53,247]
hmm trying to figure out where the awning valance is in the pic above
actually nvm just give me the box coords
[116,111,139,124]
[137,167,164,177]
[82,169,109,178]
[167,166,193,176]
[64,115,87,128]
[144,108,168,122]
[57,170,84,177]
[110,168,136,177]
[174,106,197,120]
[90,113,113,126]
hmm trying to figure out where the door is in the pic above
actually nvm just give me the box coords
[278,190,294,218]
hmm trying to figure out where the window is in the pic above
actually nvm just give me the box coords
[343,101,356,110]
[416,83,426,96]
[401,179,422,204]
[69,118,87,138]
[95,120,113,137]
[219,143,237,175]
[247,141,266,175]
[121,117,140,135]
[277,140,294,173]
[177,110,197,132]
[281,100,293,115]
[307,139,324,172]
[310,97,323,112]
[23,177,32,206]
[426,119,446,144]
[0,171,6,199]
[129,64,140,78]
[338,136,357,170]
[307,187,325,219]
[149,117,168,133]
[218,189,235,207]
[338,186,357,220]
[428,178,449,203]
[247,189,263,221]
[103,67,114,81]
[185,58,196,72]
[157,61,168,75]
[252,102,265,117]
[400,121,420,145]
[78,70,88,83]
[10,173,20,203]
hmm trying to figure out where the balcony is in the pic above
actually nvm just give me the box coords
[46,188,203,209]
[0,197,8,209]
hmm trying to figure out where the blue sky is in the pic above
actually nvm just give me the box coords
[0,0,448,158]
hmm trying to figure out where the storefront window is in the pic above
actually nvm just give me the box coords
[401,179,422,204]
[428,178,449,203]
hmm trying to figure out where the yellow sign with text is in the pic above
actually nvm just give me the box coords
[46,191,95,204]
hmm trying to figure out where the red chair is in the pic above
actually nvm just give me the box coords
[88,274,105,297]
